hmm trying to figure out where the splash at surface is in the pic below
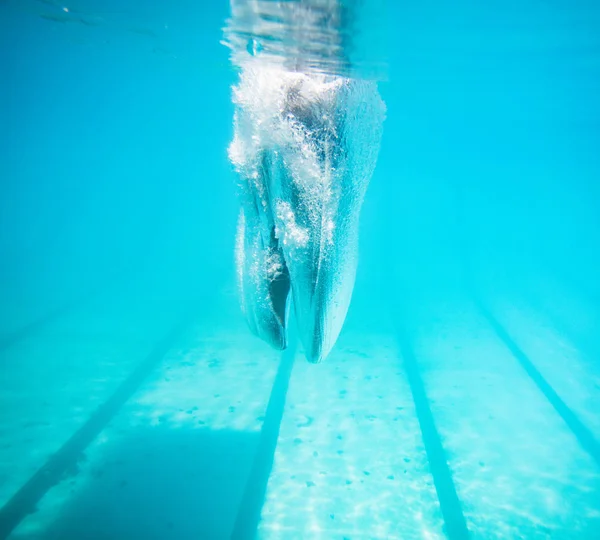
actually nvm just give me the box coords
[224,1,386,362]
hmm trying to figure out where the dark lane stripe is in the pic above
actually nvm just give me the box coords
[473,295,600,469]
[393,317,470,540]
[0,305,72,354]
[230,342,296,540]
[0,280,117,355]
[0,315,192,540]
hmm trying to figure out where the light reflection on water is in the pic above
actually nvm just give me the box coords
[222,0,388,80]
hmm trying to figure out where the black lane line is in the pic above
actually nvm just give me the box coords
[230,343,296,540]
[393,317,470,540]
[522,282,600,372]
[0,315,192,540]
[0,279,118,355]
[0,305,72,353]
[473,295,600,469]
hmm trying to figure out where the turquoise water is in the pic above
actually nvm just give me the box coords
[1,1,599,538]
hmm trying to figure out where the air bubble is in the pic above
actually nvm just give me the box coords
[247,38,263,57]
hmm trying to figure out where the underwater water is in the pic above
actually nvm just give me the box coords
[1,0,600,538]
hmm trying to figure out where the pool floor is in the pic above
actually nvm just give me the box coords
[1,266,599,540]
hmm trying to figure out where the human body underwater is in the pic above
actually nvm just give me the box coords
[223,0,386,363]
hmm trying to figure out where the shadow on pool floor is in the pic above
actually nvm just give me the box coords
[39,426,259,540]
